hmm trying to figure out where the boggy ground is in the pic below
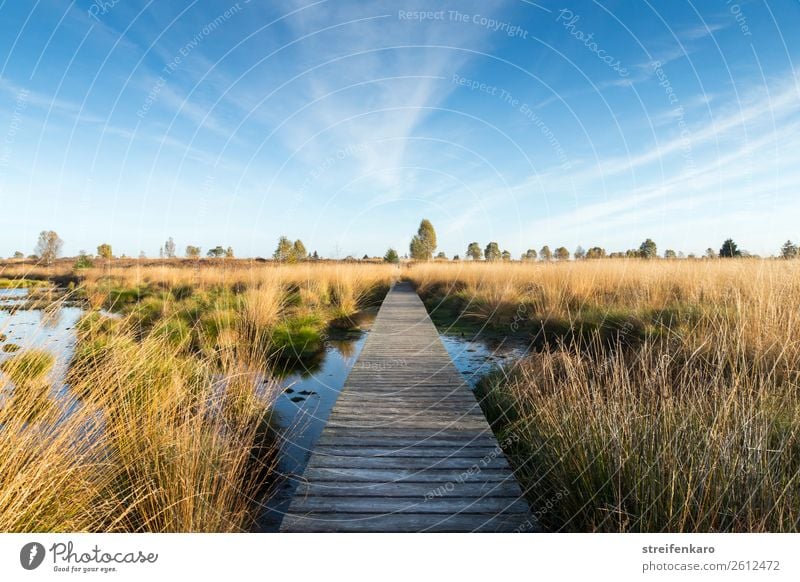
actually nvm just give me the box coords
[0,261,394,532]
[2,258,799,532]
[407,259,800,532]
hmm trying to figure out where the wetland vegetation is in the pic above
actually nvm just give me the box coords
[2,242,799,532]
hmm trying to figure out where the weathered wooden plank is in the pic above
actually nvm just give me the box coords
[317,427,494,438]
[279,512,533,533]
[294,480,522,498]
[287,495,530,514]
[309,446,502,458]
[301,467,519,483]
[306,454,511,470]
[315,435,499,448]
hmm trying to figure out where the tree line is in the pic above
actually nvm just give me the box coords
[399,220,791,262]
[10,228,800,265]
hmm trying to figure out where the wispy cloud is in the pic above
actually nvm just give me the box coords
[506,71,800,253]
[0,77,106,124]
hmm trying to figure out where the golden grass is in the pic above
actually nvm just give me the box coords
[407,259,800,532]
[0,262,396,532]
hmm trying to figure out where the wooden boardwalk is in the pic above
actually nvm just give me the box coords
[279,282,533,532]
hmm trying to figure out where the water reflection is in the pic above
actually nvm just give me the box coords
[439,332,531,388]
[0,290,82,393]
[257,328,370,531]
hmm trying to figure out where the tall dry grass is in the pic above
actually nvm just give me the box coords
[0,262,396,532]
[0,326,279,532]
[408,259,800,532]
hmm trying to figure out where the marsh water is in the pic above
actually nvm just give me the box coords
[257,324,530,531]
[1,288,529,531]
[0,289,82,397]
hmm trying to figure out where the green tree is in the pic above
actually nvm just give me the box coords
[312,250,320,260]
[539,245,552,261]
[73,250,94,270]
[292,239,307,261]
[705,247,716,259]
[638,238,658,259]
[467,242,482,261]
[719,238,741,258]
[664,249,677,259]
[96,243,113,260]
[586,246,606,259]
[484,242,501,261]
[574,245,586,260]
[409,219,437,260]
[554,246,570,261]
[273,236,293,261]
[35,230,63,266]
[435,251,447,260]
[501,250,511,261]
[207,245,225,258]
[185,245,201,258]
[225,246,234,258]
[781,240,798,259]
[12,251,23,259]
[384,248,400,264]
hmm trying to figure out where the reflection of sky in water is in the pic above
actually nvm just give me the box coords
[258,333,369,531]
[260,321,530,531]
[0,289,82,395]
[440,333,530,388]
[2,290,528,531]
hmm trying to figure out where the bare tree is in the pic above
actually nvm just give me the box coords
[35,230,63,266]
[164,237,176,258]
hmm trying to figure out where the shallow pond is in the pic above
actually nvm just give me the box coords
[256,330,371,531]
[2,289,529,531]
[0,289,82,395]
[258,321,530,530]
[440,332,530,387]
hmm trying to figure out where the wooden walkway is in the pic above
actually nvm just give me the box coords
[279,282,533,532]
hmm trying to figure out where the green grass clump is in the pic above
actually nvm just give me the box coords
[0,278,50,289]
[1,350,55,385]
[270,314,323,360]
[0,350,57,424]
[150,317,193,350]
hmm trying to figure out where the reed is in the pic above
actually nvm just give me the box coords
[408,259,800,532]
[0,262,396,532]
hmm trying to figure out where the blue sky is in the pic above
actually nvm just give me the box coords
[1,0,799,258]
